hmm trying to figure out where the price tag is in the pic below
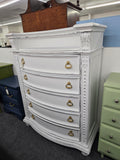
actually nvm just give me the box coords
[5,88,9,95]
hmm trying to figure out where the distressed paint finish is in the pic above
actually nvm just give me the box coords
[8,23,105,155]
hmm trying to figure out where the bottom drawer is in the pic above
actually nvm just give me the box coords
[29,112,80,142]
[98,139,120,160]
[4,104,25,120]
[4,103,24,114]
[100,124,120,146]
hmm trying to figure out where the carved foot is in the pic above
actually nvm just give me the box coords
[81,151,89,156]
[101,153,104,158]
[25,122,29,127]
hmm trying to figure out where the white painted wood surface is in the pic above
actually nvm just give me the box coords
[7,23,106,155]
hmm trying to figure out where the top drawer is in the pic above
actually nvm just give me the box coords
[103,87,120,110]
[19,55,80,75]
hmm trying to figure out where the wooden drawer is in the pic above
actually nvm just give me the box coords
[19,55,80,75]
[29,112,80,141]
[100,124,120,146]
[22,71,80,95]
[103,87,120,110]
[101,107,120,129]
[24,86,80,112]
[0,86,21,100]
[27,100,80,128]
[98,139,120,160]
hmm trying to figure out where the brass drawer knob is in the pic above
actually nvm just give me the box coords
[109,135,113,139]
[112,119,116,123]
[8,95,13,98]
[67,116,74,123]
[65,61,72,69]
[27,89,30,94]
[9,103,15,107]
[68,131,74,137]
[114,99,119,103]
[65,82,72,89]
[21,58,25,66]
[32,114,35,119]
[29,102,32,107]
[67,100,73,107]
[24,74,28,80]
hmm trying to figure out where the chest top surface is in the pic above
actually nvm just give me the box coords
[7,23,106,52]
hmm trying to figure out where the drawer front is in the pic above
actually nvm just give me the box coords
[4,103,24,115]
[2,95,23,106]
[101,107,120,129]
[24,86,80,112]
[29,112,80,141]
[22,71,80,94]
[100,124,120,145]
[0,86,20,100]
[27,100,80,127]
[19,55,80,74]
[103,87,120,110]
[98,139,120,160]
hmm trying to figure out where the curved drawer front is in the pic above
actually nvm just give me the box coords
[24,86,80,112]
[27,100,80,127]
[29,112,80,141]
[22,71,80,94]
[19,55,80,74]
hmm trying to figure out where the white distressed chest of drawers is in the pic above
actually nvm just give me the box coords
[8,23,106,155]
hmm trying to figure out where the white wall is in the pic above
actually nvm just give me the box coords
[0,26,9,46]
[0,48,17,75]
[0,48,13,63]
[80,10,120,21]
[8,23,23,33]
[0,22,23,46]
[98,47,120,110]
[101,48,120,81]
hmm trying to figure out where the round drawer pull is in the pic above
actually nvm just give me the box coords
[109,135,113,139]
[21,58,25,66]
[68,131,74,137]
[32,115,35,119]
[67,116,74,123]
[107,150,111,154]
[24,74,28,80]
[65,61,72,69]
[67,100,73,107]
[8,95,13,98]
[27,89,30,94]
[114,99,119,103]
[29,102,32,107]
[112,119,116,123]
[9,103,15,107]
[65,82,72,89]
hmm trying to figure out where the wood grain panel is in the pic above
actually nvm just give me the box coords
[21,4,68,32]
